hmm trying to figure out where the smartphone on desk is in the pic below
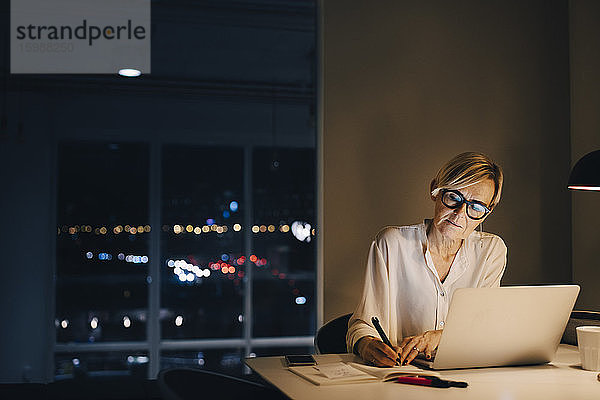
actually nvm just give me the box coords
[285,355,317,367]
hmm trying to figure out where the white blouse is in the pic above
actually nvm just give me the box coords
[346,220,507,352]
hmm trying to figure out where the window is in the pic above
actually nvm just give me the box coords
[252,148,316,338]
[161,146,245,340]
[55,144,316,377]
[56,142,150,344]
[53,0,317,378]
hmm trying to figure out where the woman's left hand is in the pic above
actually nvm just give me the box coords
[398,330,443,365]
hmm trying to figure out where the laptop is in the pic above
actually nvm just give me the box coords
[411,285,580,370]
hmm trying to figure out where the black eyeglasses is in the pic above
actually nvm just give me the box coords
[440,189,491,220]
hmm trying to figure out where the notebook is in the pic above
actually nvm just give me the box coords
[288,362,439,385]
[411,285,579,370]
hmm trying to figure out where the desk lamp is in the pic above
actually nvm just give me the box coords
[568,150,600,380]
[568,150,600,191]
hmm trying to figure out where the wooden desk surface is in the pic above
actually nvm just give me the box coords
[246,345,600,400]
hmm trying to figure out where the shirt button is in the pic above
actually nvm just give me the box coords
[440,291,445,296]
[439,321,445,327]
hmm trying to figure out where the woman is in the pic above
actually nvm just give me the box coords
[346,152,506,367]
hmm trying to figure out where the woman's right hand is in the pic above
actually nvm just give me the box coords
[355,336,400,367]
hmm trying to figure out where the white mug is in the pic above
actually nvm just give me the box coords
[576,326,600,371]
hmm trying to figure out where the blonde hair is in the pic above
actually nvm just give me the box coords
[430,152,503,209]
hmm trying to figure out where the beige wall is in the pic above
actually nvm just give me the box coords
[570,0,600,311]
[321,0,572,322]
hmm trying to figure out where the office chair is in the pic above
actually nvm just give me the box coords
[314,313,353,354]
[157,368,285,400]
[561,310,600,345]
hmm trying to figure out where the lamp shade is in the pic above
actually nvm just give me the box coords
[568,150,600,191]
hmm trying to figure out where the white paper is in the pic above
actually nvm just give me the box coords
[315,363,368,379]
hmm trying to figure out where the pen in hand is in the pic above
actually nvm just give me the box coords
[371,316,401,365]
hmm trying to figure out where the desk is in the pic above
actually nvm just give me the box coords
[246,345,600,400]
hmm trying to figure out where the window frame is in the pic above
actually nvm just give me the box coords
[53,140,319,378]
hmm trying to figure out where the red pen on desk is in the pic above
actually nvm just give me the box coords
[396,376,468,388]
